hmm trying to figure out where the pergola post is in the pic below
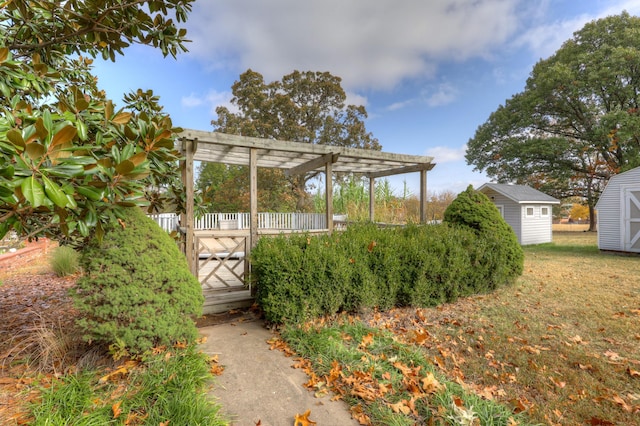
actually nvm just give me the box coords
[420,169,427,223]
[249,148,258,249]
[325,161,334,233]
[369,177,375,222]
[180,138,196,275]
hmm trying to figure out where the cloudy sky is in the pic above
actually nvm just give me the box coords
[92,0,640,196]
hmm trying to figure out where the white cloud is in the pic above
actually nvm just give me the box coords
[424,82,459,107]
[345,91,368,108]
[181,90,236,118]
[425,145,467,163]
[514,0,640,60]
[514,15,591,60]
[186,0,520,91]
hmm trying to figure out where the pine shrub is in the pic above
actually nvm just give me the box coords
[72,207,203,356]
[443,185,524,285]
[252,217,523,325]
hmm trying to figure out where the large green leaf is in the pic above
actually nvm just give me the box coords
[76,185,105,201]
[21,175,46,207]
[42,174,69,208]
[6,129,25,149]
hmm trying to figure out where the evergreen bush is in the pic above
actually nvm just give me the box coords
[252,217,523,324]
[443,185,524,285]
[72,207,203,356]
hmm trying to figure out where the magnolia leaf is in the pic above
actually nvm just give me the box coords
[0,165,14,179]
[77,220,89,237]
[76,119,88,141]
[0,47,8,63]
[115,160,135,175]
[112,112,133,125]
[6,129,26,149]
[21,176,45,207]
[42,175,68,208]
[65,194,77,209]
[77,186,104,201]
[25,142,46,161]
[50,125,77,148]
[152,138,174,149]
[75,96,89,112]
[105,100,114,120]
[128,152,147,166]
[35,117,48,140]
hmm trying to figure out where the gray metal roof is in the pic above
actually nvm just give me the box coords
[177,129,435,178]
[478,183,560,204]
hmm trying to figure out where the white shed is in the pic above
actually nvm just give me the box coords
[595,167,640,253]
[478,183,560,245]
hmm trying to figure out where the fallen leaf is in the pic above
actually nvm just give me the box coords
[389,400,412,415]
[627,367,640,378]
[294,409,317,426]
[604,350,623,362]
[112,401,122,419]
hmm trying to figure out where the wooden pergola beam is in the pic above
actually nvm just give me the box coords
[365,162,435,179]
[285,152,340,177]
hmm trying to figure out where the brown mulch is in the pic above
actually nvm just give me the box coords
[0,242,81,424]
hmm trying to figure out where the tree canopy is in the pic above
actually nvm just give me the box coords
[466,12,640,229]
[211,69,381,210]
[0,0,194,243]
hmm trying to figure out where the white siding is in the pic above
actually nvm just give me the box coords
[482,189,523,243]
[481,187,554,245]
[520,204,553,245]
[595,167,640,251]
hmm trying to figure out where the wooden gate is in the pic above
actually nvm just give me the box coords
[194,230,253,314]
[623,187,640,253]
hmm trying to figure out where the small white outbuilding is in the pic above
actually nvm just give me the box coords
[478,183,560,245]
[595,167,640,253]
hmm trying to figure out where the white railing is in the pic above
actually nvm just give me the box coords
[148,212,328,233]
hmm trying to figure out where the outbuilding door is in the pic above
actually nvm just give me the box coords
[623,187,640,252]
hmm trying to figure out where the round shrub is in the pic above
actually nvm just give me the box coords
[443,185,524,285]
[72,207,203,356]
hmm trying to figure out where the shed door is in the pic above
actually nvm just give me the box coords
[623,188,640,252]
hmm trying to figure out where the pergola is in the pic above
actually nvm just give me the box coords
[178,129,436,275]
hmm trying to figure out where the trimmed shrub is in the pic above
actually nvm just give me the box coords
[72,207,203,356]
[252,217,523,324]
[444,185,524,286]
[50,245,80,277]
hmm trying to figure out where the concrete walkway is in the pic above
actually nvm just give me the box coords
[198,314,358,426]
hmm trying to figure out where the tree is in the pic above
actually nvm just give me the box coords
[466,12,640,231]
[212,69,381,210]
[0,0,194,242]
[195,162,297,212]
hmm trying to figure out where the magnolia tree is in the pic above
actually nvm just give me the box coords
[0,0,195,243]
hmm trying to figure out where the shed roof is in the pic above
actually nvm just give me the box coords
[479,183,560,204]
[177,129,436,178]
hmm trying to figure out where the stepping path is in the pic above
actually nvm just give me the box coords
[199,314,358,426]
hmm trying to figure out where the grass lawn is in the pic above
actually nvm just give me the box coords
[282,232,640,425]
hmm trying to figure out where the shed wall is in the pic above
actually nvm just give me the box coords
[483,189,522,243]
[520,204,553,245]
[596,167,640,251]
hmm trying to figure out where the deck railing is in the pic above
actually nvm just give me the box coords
[148,212,328,232]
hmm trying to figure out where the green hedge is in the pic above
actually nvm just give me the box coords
[252,222,522,324]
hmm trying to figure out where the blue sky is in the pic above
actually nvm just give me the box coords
[92,0,640,197]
